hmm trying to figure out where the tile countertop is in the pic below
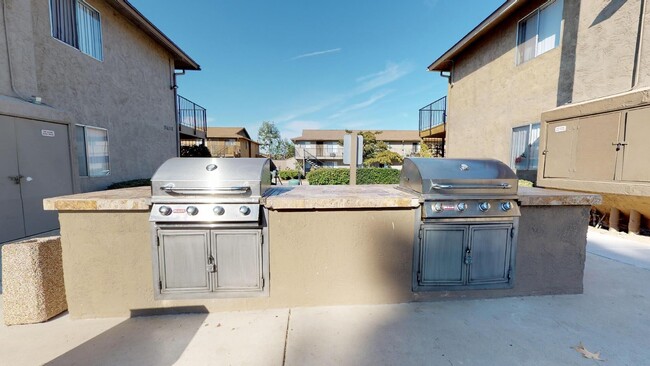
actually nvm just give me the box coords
[43,185,601,211]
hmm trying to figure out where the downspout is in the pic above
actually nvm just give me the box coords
[171,59,184,157]
[438,60,454,85]
[632,0,647,89]
[2,0,29,101]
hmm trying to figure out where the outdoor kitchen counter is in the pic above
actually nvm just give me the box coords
[43,185,601,319]
[42,185,601,211]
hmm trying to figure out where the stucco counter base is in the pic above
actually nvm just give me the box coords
[45,186,600,318]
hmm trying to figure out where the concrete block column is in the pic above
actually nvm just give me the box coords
[609,207,620,232]
[629,210,641,235]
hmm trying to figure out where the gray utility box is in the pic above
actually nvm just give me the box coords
[152,227,269,300]
[414,222,517,291]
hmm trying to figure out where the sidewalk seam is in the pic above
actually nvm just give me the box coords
[282,308,291,366]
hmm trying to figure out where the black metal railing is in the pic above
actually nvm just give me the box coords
[419,96,446,132]
[177,94,207,133]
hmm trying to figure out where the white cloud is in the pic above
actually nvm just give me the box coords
[291,48,342,60]
[329,90,392,119]
[355,61,413,94]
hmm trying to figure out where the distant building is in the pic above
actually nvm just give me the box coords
[292,129,421,168]
[204,127,260,158]
[426,0,650,233]
[0,0,200,243]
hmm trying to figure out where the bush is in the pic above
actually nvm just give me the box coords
[107,179,151,190]
[278,169,302,180]
[307,168,349,185]
[518,179,534,187]
[357,168,400,184]
[307,167,400,185]
[180,144,211,157]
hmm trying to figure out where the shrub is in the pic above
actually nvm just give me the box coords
[307,168,349,185]
[307,167,400,185]
[180,144,211,157]
[107,179,151,190]
[518,179,534,187]
[357,168,400,184]
[278,169,302,180]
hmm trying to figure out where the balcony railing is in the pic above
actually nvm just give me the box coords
[419,96,446,132]
[177,94,207,134]
[295,146,344,159]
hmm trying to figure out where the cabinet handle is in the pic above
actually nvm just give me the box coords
[464,249,472,265]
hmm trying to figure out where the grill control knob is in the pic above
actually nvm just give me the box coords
[213,206,225,216]
[500,201,513,212]
[478,202,491,212]
[456,202,467,212]
[159,206,172,216]
[433,202,443,213]
[239,206,251,215]
[186,206,199,216]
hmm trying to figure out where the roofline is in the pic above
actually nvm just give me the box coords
[427,0,524,72]
[106,0,200,70]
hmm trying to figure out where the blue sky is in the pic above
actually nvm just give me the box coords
[130,0,503,140]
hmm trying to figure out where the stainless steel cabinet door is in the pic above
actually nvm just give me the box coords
[467,225,512,285]
[212,230,262,291]
[419,225,467,286]
[158,230,211,293]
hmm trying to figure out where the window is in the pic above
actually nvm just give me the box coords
[50,0,103,60]
[510,123,540,171]
[516,0,563,65]
[225,139,237,146]
[76,125,109,176]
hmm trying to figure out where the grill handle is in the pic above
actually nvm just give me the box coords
[430,183,512,190]
[160,186,250,195]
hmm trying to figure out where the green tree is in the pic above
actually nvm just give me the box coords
[343,130,401,167]
[417,141,434,158]
[258,121,281,157]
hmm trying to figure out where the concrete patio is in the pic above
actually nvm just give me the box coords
[0,228,649,366]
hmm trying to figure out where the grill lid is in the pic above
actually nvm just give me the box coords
[151,157,271,203]
[399,158,518,199]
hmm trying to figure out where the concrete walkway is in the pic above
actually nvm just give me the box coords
[0,229,649,365]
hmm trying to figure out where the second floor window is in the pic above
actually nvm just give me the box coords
[516,0,563,65]
[50,0,103,60]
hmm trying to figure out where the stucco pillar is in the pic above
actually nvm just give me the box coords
[609,207,620,232]
[629,210,641,235]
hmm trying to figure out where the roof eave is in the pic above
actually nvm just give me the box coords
[106,0,200,71]
[427,0,524,72]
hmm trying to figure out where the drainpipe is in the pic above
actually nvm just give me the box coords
[438,60,454,85]
[2,0,29,101]
[632,0,647,89]
[172,64,185,157]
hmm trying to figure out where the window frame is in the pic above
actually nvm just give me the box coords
[510,123,540,171]
[75,124,110,177]
[49,0,104,61]
[515,0,563,65]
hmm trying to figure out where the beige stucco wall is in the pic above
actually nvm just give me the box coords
[31,0,178,192]
[59,209,417,318]
[570,0,649,103]
[445,0,561,163]
[58,203,592,318]
[0,1,180,193]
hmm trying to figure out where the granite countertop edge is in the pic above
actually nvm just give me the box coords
[43,185,601,211]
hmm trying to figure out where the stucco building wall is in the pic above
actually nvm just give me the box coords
[570,0,648,103]
[30,0,178,192]
[445,0,561,163]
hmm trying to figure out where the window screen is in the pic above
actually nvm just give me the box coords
[516,0,563,65]
[76,125,110,177]
[50,0,103,60]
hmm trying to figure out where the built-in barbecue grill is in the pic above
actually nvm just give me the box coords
[398,158,520,291]
[149,158,271,299]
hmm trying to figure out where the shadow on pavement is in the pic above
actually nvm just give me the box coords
[45,307,208,366]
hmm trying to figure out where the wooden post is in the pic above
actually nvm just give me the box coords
[609,207,620,232]
[350,132,357,186]
[629,210,641,235]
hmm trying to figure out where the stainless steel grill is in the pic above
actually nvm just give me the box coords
[398,158,520,291]
[148,158,271,299]
[149,157,271,223]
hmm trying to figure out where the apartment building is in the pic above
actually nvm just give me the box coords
[0,0,200,243]
[292,129,421,167]
[205,127,260,158]
[426,0,650,232]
